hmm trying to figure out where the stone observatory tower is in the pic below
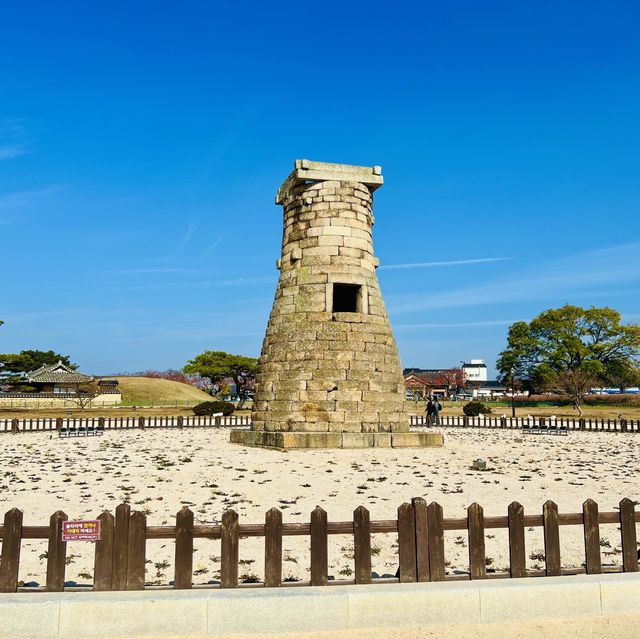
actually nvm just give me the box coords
[230,160,443,449]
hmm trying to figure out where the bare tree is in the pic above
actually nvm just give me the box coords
[65,380,100,411]
[553,370,598,417]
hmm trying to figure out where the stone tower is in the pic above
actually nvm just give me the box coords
[231,160,443,449]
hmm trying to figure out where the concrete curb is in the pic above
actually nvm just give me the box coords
[1,573,639,638]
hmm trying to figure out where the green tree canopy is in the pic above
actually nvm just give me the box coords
[0,350,76,384]
[497,305,640,391]
[183,350,257,409]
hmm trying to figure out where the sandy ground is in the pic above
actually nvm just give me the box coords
[1,427,639,586]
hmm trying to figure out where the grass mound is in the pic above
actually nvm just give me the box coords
[107,376,213,406]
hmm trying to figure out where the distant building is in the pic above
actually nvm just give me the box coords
[26,361,94,394]
[0,361,121,408]
[461,359,488,383]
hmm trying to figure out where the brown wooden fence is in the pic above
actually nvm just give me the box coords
[410,415,640,432]
[0,414,251,434]
[1,498,638,593]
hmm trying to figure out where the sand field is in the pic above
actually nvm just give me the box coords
[1,427,638,586]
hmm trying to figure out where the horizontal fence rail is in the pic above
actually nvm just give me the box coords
[0,414,251,434]
[410,415,640,433]
[0,498,638,593]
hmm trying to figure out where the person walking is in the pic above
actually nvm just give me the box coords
[425,398,435,425]
[433,396,442,426]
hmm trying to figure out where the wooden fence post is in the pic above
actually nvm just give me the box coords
[412,497,430,582]
[619,498,638,573]
[11,418,19,434]
[138,416,145,430]
[467,503,486,579]
[427,502,445,581]
[94,511,115,590]
[177,416,184,429]
[507,502,526,578]
[221,509,239,588]
[46,510,68,591]
[112,503,131,590]
[264,507,283,588]
[397,502,417,582]
[0,508,23,592]
[353,506,372,584]
[174,507,194,589]
[310,506,328,586]
[542,500,561,576]
[582,499,601,574]
[126,511,147,590]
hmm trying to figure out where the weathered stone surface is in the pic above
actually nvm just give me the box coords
[230,160,442,450]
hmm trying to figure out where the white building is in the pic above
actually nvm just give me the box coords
[462,359,488,383]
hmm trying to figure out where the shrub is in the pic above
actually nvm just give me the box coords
[192,401,235,416]
[463,401,492,417]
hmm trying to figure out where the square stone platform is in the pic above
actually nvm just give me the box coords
[229,430,444,449]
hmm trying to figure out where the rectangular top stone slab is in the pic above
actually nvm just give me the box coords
[276,159,383,203]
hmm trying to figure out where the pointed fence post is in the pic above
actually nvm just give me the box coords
[112,503,131,590]
[310,506,328,586]
[174,507,194,589]
[619,498,638,573]
[412,497,430,582]
[542,501,561,576]
[467,503,486,579]
[397,502,417,582]
[427,502,445,581]
[46,510,68,591]
[582,499,601,574]
[508,502,526,578]
[264,507,283,587]
[0,508,23,592]
[126,511,147,590]
[94,511,115,590]
[221,510,239,588]
[353,506,372,584]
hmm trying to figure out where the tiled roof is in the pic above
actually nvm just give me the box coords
[26,361,93,384]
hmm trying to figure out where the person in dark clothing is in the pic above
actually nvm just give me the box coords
[425,398,435,425]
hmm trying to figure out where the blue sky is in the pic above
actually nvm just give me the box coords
[1,1,639,376]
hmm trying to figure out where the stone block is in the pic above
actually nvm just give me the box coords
[58,591,208,638]
[600,573,640,613]
[479,575,601,622]
[391,432,444,447]
[347,582,481,629]
[0,596,61,639]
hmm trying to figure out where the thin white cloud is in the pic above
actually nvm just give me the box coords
[395,319,517,329]
[0,186,62,210]
[391,242,640,314]
[173,220,198,256]
[380,257,509,270]
[0,144,29,160]
[107,268,199,276]
[201,236,223,258]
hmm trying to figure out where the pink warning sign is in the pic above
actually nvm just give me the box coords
[62,520,101,541]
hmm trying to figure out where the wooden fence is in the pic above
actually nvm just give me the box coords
[4,414,640,435]
[410,414,640,432]
[0,414,251,434]
[0,498,638,593]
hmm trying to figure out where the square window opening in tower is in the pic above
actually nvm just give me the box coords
[332,283,362,313]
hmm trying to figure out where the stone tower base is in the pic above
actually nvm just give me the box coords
[229,429,443,449]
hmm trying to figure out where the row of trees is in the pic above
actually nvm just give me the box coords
[497,305,640,414]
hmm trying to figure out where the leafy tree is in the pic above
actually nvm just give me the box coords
[497,305,640,392]
[184,351,257,409]
[603,360,640,393]
[0,350,76,385]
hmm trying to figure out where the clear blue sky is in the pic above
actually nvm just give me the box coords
[1,1,639,376]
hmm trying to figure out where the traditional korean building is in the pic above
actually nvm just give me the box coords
[25,361,94,394]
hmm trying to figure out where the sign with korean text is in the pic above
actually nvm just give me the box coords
[61,520,101,541]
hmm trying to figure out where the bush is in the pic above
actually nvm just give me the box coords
[192,401,235,416]
[463,401,492,417]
